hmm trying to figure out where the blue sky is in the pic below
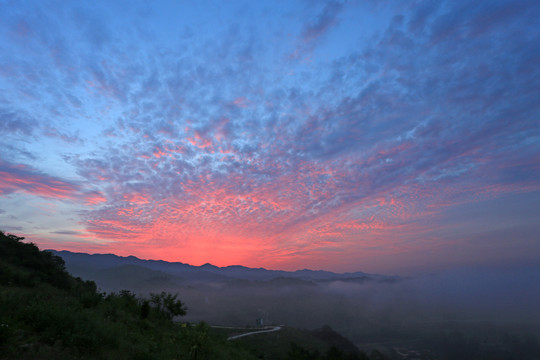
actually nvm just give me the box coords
[1,0,539,274]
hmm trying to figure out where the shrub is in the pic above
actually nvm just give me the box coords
[149,291,187,320]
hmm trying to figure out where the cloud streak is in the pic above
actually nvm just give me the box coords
[0,160,79,199]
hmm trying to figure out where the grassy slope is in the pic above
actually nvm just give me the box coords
[0,231,255,360]
[232,326,366,360]
[0,231,384,360]
[209,325,374,360]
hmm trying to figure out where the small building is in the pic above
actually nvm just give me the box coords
[255,318,264,327]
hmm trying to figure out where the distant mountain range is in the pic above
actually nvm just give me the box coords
[50,250,400,293]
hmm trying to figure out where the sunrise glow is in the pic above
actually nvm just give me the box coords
[1,1,539,274]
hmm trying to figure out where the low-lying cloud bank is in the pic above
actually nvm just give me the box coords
[55,250,540,348]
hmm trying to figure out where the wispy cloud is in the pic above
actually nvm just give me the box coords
[1,0,539,272]
[0,159,79,199]
[290,1,345,60]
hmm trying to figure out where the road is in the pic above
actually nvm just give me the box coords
[226,326,282,340]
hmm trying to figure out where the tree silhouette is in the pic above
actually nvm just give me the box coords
[150,291,187,319]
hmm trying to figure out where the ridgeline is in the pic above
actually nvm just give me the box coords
[0,231,382,359]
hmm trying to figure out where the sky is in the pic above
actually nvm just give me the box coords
[1,0,539,274]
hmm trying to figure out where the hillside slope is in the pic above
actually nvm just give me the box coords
[0,231,256,360]
[0,231,387,360]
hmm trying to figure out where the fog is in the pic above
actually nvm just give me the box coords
[173,265,540,347]
[59,250,540,355]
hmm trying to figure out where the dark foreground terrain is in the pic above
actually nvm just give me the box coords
[0,230,388,359]
[55,248,540,360]
[2,231,539,359]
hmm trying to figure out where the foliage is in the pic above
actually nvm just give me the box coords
[140,300,150,319]
[0,231,71,289]
[150,291,187,319]
[0,230,397,359]
[232,325,376,360]
[0,231,256,359]
[286,342,372,360]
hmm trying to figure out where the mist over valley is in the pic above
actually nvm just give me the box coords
[54,250,540,359]
[2,0,540,358]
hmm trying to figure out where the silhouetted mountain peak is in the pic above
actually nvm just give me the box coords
[49,250,396,286]
[200,263,219,269]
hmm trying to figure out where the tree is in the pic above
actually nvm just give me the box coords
[140,300,150,319]
[149,291,187,319]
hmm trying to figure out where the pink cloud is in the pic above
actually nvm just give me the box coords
[0,161,79,199]
[84,191,107,205]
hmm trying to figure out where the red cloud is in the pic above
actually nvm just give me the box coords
[0,160,79,199]
[0,160,109,207]
[84,191,107,205]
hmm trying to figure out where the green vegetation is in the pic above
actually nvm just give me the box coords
[0,231,255,359]
[213,325,378,359]
[0,230,393,359]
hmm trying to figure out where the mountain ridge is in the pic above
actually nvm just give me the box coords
[49,249,399,284]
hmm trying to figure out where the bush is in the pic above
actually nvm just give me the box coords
[0,231,71,289]
[150,291,187,319]
[0,231,260,359]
